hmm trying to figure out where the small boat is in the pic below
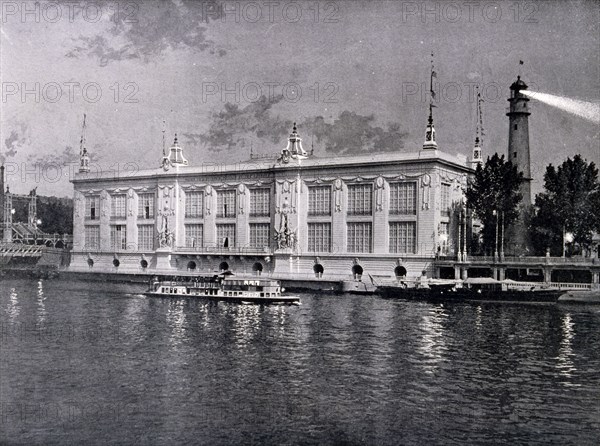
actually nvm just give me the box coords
[558,289,600,304]
[144,274,300,305]
[377,277,564,303]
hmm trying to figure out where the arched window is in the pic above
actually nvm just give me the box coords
[252,262,263,275]
[313,263,324,278]
[394,265,407,279]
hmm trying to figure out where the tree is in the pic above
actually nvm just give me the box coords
[530,155,600,256]
[465,154,524,255]
[7,195,73,235]
[37,197,73,235]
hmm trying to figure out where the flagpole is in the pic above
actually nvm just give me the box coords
[79,113,86,157]
[429,52,436,120]
[519,59,524,77]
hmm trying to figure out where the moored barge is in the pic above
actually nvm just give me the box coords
[377,277,564,303]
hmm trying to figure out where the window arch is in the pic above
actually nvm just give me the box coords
[395,265,407,278]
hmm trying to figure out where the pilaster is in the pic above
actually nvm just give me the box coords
[373,177,387,254]
[236,184,249,249]
[331,179,345,254]
[99,190,110,250]
[126,189,136,250]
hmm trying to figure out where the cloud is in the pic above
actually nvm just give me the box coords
[184,95,292,152]
[27,145,100,168]
[2,123,30,163]
[66,0,225,66]
[184,98,409,156]
[302,112,409,155]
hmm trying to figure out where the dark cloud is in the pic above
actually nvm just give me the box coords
[66,0,225,66]
[27,145,100,168]
[2,123,29,163]
[186,98,409,155]
[302,112,409,155]
[184,95,292,152]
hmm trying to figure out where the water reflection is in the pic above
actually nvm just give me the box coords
[230,303,261,348]
[475,305,483,330]
[166,298,187,346]
[365,303,394,377]
[37,280,46,324]
[6,287,20,320]
[197,302,211,329]
[265,304,289,339]
[2,281,600,445]
[556,312,577,384]
[417,305,449,374]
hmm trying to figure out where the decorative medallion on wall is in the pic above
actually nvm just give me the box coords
[127,188,134,216]
[237,184,246,214]
[275,180,297,214]
[375,176,385,212]
[157,185,175,216]
[421,174,431,210]
[205,185,213,215]
[100,190,109,217]
[334,178,343,212]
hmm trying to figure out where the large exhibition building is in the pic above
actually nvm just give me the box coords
[70,98,479,280]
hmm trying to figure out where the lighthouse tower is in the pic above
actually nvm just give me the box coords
[506,76,532,206]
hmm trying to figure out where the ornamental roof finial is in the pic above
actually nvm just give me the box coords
[422,52,438,150]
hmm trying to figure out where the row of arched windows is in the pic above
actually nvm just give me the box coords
[86,257,409,279]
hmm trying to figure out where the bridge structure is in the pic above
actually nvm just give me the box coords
[1,166,71,267]
[434,254,600,289]
[2,188,72,247]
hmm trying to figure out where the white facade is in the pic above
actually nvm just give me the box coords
[70,136,473,280]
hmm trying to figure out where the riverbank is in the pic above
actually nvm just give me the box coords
[57,269,350,294]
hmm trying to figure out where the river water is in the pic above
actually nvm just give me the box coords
[1,278,599,445]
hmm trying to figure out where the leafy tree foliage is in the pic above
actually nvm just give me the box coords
[465,154,524,254]
[37,197,73,235]
[7,195,72,235]
[530,155,600,256]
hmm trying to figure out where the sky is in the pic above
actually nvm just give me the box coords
[1,0,598,197]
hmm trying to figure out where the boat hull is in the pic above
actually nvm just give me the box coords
[377,285,564,303]
[143,291,300,304]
